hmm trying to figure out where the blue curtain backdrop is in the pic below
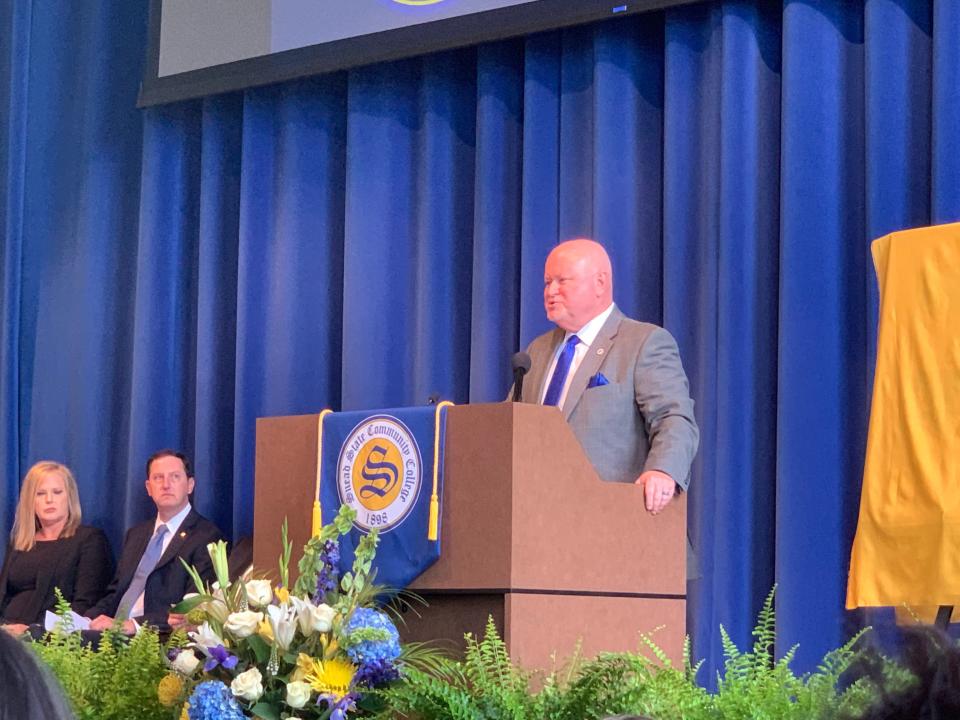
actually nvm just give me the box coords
[2,0,959,680]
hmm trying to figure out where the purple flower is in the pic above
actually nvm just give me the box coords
[314,539,341,602]
[318,692,356,720]
[353,658,401,688]
[203,644,238,672]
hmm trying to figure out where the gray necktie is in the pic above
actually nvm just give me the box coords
[117,524,168,620]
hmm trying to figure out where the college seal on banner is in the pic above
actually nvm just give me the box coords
[337,414,423,533]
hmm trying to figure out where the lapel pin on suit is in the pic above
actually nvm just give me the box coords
[179,531,187,538]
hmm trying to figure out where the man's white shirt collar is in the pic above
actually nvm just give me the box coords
[541,303,616,407]
[564,302,615,346]
[156,502,192,538]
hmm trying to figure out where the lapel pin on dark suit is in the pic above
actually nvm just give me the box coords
[179,531,187,538]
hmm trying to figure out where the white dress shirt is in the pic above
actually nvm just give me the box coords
[540,303,615,409]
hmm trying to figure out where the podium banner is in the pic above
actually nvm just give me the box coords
[319,405,448,589]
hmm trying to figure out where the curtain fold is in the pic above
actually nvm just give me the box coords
[233,77,348,535]
[3,0,145,547]
[592,18,664,322]
[469,41,525,402]
[0,0,30,522]
[931,0,960,223]
[666,0,783,677]
[2,0,959,679]
[193,94,243,530]
[126,102,202,525]
[777,0,869,668]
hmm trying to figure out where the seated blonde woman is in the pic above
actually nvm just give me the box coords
[0,461,113,635]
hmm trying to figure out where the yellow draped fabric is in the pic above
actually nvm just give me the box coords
[846,222,960,609]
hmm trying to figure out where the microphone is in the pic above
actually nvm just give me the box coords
[511,352,531,402]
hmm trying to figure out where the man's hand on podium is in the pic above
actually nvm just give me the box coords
[637,470,677,515]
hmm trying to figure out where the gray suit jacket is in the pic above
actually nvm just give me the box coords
[520,306,699,489]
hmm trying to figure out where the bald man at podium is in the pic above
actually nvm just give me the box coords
[516,239,699,514]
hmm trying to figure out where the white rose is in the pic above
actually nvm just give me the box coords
[307,603,335,633]
[188,622,223,652]
[231,667,264,702]
[245,579,273,608]
[225,610,263,639]
[285,680,312,709]
[171,648,200,675]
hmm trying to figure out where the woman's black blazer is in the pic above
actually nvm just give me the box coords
[0,525,114,624]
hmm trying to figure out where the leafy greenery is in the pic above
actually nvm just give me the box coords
[293,505,358,598]
[374,588,897,720]
[707,587,874,720]
[30,591,171,720]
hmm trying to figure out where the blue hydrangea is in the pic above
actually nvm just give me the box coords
[342,607,401,665]
[187,681,246,720]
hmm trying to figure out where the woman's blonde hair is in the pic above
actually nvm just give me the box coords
[10,461,82,551]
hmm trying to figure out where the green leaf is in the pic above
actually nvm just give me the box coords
[170,593,214,615]
[246,634,271,665]
[179,556,211,597]
[248,701,281,720]
[279,518,291,590]
[333,504,356,534]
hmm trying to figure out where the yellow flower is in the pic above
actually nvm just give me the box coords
[179,705,190,720]
[275,586,290,604]
[306,657,356,700]
[257,617,274,643]
[321,634,340,660]
[291,652,314,682]
[157,673,184,707]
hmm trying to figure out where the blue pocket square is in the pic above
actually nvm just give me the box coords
[587,372,609,389]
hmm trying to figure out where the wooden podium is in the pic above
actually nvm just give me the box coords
[253,403,686,669]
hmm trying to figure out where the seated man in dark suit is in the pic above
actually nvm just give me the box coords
[86,449,224,633]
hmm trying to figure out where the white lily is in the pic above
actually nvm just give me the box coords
[188,621,224,653]
[266,603,298,651]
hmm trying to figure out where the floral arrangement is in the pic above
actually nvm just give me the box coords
[157,506,407,720]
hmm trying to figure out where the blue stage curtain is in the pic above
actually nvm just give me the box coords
[0,0,146,536]
[2,0,960,680]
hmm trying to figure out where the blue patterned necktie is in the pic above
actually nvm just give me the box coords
[117,523,168,620]
[543,334,580,407]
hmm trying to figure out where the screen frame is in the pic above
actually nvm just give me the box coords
[139,0,703,107]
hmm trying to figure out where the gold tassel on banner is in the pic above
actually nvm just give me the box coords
[312,409,334,537]
[429,401,454,541]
